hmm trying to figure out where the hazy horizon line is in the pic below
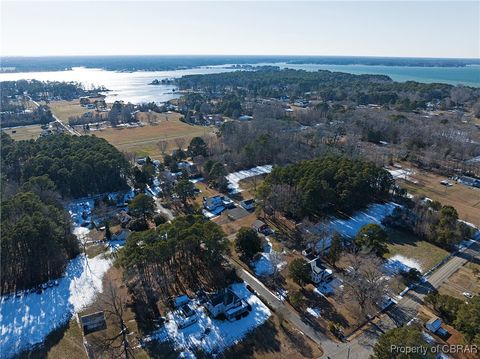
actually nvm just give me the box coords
[1,54,479,61]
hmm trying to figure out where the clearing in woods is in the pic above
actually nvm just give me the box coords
[2,124,44,141]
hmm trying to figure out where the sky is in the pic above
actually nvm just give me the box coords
[0,1,479,58]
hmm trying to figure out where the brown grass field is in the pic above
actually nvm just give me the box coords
[384,228,449,273]
[397,166,480,227]
[2,124,44,141]
[94,112,214,159]
[46,100,95,123]
[438,262,480,300]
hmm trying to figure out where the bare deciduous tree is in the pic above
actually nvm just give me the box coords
[174,137,186,150]
[341,252,389,319]
[157,140,168,155]
[91,281,135,359]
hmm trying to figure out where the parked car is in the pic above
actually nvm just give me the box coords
[463,292,473,299]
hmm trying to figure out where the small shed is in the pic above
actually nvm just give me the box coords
[80,311,106,335]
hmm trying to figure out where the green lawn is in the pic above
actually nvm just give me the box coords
[384,228,449,273]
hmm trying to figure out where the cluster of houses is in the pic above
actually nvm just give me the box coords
[202,194,256,218]
[172,287,251,329]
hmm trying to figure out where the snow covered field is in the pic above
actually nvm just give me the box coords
[387,168,418,184]
[252,237,286,277]
[0,252,112,358]
[145,283,271,358]
[384,254,423,275]
[226,165,272,193]
[0,198,118,358]
[307,202,400,251]
[328,202,399,238]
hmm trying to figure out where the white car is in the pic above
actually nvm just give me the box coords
[463,292,473,299]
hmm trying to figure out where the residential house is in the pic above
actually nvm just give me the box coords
[177,161,197,174]
[204,288,249,321]
[240,199,255,211]
[203,196,224,212]
[425,316,448,336]
[116,211,132,228]
[458,176,480,188]
[308,257,333,284]
[252,220,272,235]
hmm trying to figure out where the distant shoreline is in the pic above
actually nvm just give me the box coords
[1,55,479,74]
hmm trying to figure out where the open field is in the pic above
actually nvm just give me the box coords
[94,112,214,159]
[397,166,480,226]
[46,100,95,123]
[438,262,480,300]
[2,124,44,141]
[384,228,449,273]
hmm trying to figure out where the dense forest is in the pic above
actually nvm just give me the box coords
[176,68,480,111]
[1,133,130,198]
[120,215,229,299]
[0,133,132,293]
[0,190,79,294]
[258,157,394,218]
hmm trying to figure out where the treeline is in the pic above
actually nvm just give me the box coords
[120,215,229,298]
[176,68,479,109]
[1,189,79,294]
[1,105,54,127]
[0,79,100,101]
[1,133,130,197]
[258,157,393,218]
[384,198,475,249]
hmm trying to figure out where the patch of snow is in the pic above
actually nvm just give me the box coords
[0,254,112,358]
[309,202,400,251]
[145,283,271,358]
[314,278,343,297]
[189,177,204,184]
[306,307,321,318]
[67,198,94,227]
[384,254,423,275]
[387,168,418,184]
[226,165,272,193]
[0,198,124,358]
[252,237,286,276]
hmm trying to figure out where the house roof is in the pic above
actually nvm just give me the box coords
[252,220,266,230]
[309,257,327,274]
[426,316,442,327]
[204,196,223,208]
[206,288,239,307]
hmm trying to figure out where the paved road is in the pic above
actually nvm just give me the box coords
[227,257,339,354]
[31,98,81,136]
[322,241,480,359]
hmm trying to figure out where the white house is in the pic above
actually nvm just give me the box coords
[204,288,249,321]
[308,257,333,284]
